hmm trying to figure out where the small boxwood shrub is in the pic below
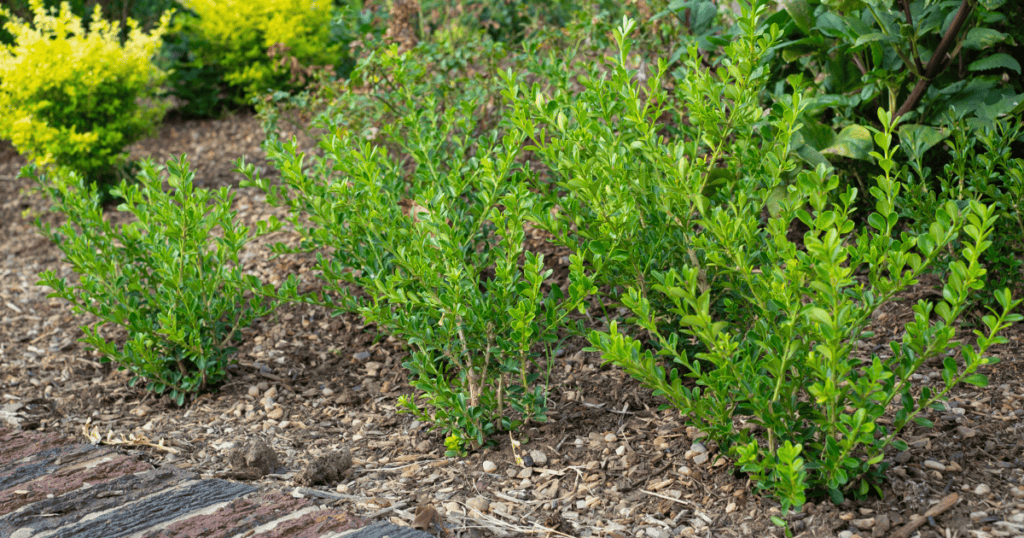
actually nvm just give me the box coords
[34,156,281,406]
[0,0,171,188]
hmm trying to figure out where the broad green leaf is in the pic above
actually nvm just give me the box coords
[780,0,814,34]
[853,32,897,48]
[977,0,1005,10]
[821,125,872,160]
[962,28,1009,50]
[898,124,949,161]
[822,0,867,12]
[968,53,1021,74]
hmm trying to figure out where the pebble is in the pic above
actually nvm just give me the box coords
[725,502,736,513]
[615,445,626,456]
[248,386,260,398]
[482,461,497,473]
[895,451,911,464]
[690,442,707,454]
[322,388,334,397]
[264,386,277,399]
[506,468,518,478]
[267,407,284,420]
[975,484,991,495]
[517,468,533,479]
[956,425,976,438]
[875,514,890,533]
[923,460,945,471]
[970,511,988,522]
[529,450,548,466]
[257,381,269,391]
[1011,487,1024,499]
[444,501,464,515]
[604,433,617,443]
[838,531,854,538]
[353,351,371,360]
[1009,513,1024,524]
[852,517,875,530]
[692,453,709,465]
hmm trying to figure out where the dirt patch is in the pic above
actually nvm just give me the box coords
[2,114,1024,538]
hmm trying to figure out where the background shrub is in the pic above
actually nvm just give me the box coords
[170,0,350,108]
[0,0,171,190]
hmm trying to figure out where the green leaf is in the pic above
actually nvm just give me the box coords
[779,0,815,34]
[968,53,1022,74]
[853,32,897,48]
[963,374,989,387]
[821,125,873,160]
[977,0,1005,10]
[962,28,1009,50]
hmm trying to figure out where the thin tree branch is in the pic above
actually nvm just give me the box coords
[895,0,974,119]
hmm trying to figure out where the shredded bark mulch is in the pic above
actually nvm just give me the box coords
[2,113,1023,538]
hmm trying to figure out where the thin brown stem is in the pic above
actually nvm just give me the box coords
[895,0,974,118]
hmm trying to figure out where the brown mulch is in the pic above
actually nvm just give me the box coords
[2,112,1024,538]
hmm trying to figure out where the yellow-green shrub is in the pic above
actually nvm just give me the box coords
[0,0,171,185]
[177,0,347,104]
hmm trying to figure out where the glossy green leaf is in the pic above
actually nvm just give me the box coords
[821,125,873,160]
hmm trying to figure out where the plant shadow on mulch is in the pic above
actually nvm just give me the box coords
[2,116,1024,538]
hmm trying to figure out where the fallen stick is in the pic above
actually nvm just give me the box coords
[890,492,958,538]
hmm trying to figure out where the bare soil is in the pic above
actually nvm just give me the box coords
[2,113,1023,538]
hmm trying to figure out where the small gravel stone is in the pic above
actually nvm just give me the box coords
[604,433,617,443]
[615,445,626,456]
[1009,513,1024,524]
[529,450,548,466]
[923,460,945,471]
[353,351,371,360]
[692,453,709,465]
[482,461,497,473]
[895,451,912,464]
[264,386,277,399]
[956,425,976,438]
[875,514,890,533]
[1011,487,1024,499]
[970,511,988,522]
[466,496,490,513]
[838,531,854,538]
[690,442,707,454]
[725,502,736,513]
[975,484,992,495]
[506,468,518,478]
[522,454,534,467]
[852,517,875,530]
[322,388,334,397]
[257,381,269,391]
[248,386,260,398]
[267,407,284,420]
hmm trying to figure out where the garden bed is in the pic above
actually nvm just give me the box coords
[2,114,1024,538]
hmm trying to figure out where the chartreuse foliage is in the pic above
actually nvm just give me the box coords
[0,0,171,188]
[174,0,348,106]
[586,1,1021,512]
[243,45,601,456]
[34,157,281,406]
